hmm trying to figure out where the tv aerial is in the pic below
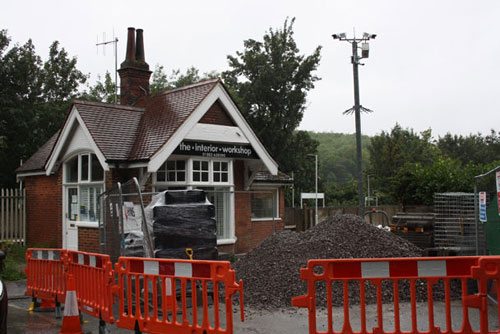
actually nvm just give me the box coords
[96,31,119,104]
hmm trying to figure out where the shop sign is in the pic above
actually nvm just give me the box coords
[479,191,487,222]
[173,140,258,159]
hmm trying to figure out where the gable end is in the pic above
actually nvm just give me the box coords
[198,100,236,126]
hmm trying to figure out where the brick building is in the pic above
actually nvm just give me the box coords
[16,27,292,255]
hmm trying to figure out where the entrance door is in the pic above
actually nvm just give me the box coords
[65,187,79,250]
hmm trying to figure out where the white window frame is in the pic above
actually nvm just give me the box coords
[153,156,235,244]
[63,152,105,228]
[250,187,281,221]
[154,159,187,185]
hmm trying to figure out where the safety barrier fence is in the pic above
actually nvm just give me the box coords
[114,257,244,333]
[65,250,115,324]
[25,248,244,333]
[25,248,67,306]
[292,256,500,334]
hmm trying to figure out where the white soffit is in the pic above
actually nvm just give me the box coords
[149,83,278,175]
[45,106,109,174]
[185,124,249,144]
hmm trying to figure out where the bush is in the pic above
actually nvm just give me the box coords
[0,242,27,281]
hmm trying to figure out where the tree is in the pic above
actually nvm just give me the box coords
[223,18,322,201]
[0,30,87,187]
[84,71,116,103]
[437,130,500,165]
[150,65,219,94]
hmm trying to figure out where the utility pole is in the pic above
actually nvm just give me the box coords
[332,32,376,217]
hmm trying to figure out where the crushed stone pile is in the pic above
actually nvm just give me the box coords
[234,214,459,310]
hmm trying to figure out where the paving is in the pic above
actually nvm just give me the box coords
[6,279,500,333]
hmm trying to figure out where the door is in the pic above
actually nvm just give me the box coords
[65,187,79,250]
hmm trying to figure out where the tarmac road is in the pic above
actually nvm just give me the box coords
[6,280,499,333]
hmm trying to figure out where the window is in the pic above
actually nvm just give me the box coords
[213,161,228,183]
[251,190,278,219]
[200,187,231,239]
[157,160,186,182]
[64,153,104,223]
[193,160,209,182]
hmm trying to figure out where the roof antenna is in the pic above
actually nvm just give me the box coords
[96,30,119,104]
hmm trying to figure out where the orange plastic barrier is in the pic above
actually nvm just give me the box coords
[25,248,67,305]
[114,257,244,334]
[66,250,115,324]
[292,256,500,334]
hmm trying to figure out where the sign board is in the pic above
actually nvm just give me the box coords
[173,140,258,159]
[497,171,500,216]
[479,191,487,222]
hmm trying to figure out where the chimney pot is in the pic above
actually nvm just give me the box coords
[125,27,136,62]
[136,29,145,63]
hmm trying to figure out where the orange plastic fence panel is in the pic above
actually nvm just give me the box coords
[65,250,115,324]
[292,256,500,334]
[25,248,67,304]
[113,257,244,334]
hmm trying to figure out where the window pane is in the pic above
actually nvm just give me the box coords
[81,155,89,181]
[91,154,104,181]
[68,188,78,221]
[214,162,220,171]
[202,161,209,170]
[177,171,185,182]
[167,161,175,170]
[193,172,200,182]
[202,172,208,182]
[194,161,200,169]
[176,160,185,170]
[221,173,228,182]
[167,171,176,181]
[157,171,165,182]
[66,156,78,183]
[214,174,220,182]
[251,192,275,218]
[221,162,228,171]
[159,162,167,171]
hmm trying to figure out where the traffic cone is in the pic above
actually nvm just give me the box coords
[59,274,83,334]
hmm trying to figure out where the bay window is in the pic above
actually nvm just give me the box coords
[64,153,104,223]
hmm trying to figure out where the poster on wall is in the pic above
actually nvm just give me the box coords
[123,202,142,233]
[479,191,487,222]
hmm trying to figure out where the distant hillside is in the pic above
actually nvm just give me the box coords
[307,132,371,205]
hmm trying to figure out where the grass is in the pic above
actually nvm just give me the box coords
[0,242,27,281]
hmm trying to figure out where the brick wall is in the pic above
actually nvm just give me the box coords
[24,172,62,248]
[233,160,252,253]
[199,100,235,126]
[78,227,99,253]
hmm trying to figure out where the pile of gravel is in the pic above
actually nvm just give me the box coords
[234,214,431,310]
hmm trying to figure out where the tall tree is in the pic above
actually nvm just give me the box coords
[223,18,322,200]
[84,71,116,103]
[0,30,87,187]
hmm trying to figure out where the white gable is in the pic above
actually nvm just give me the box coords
[45,106,109,175]
[148,82,278,175]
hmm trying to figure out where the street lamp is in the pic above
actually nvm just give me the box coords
[332,31,376,217]
[307,154,318,226]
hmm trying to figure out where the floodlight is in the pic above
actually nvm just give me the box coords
[332,34,339,39]
[361,43,369,58]
[370,34,377,39]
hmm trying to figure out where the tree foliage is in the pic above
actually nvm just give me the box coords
[0,30,87,187]
[84,71,116,103]
[222,18,322,205]
[150,65,219,94]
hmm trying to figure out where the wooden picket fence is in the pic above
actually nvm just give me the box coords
[0,188,26,245]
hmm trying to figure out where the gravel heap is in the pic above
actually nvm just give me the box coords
[234,214,433,310]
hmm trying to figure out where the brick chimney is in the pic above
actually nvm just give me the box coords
[118,27,151,105]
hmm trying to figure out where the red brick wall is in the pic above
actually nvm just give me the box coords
[24,172,62,248]
[199,100,235,126]
[78,227,99,253]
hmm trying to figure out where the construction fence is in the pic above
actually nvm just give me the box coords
[25,247,500,334]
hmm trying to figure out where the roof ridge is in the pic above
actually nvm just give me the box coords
[72,99,145,112]
[157,78,220,97]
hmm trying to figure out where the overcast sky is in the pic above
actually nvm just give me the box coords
[2,0,500,137]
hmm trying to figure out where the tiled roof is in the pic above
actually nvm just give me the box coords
[129,79,219,160]
[16,130,61,173]
[75,101,144,161]
[254,171,293,184]
[17,79,220,173]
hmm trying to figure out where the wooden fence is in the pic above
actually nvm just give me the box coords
[0,188,26,245]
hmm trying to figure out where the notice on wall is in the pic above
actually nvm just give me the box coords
[479,191,487,222]
[123,202,142,233]
[173,140,258,159]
